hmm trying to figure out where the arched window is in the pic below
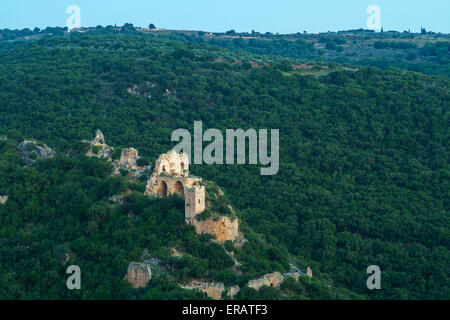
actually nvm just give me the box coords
[156,181,168,196]
[172,181,184,197]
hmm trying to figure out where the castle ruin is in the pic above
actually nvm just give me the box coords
[145,150,205,224]
[84,130,238,242]
[145,150,238,242]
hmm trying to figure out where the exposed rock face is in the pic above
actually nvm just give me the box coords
[284,263,303,281]
[191,216,239,242]
[307,267,313,278]
[92,129,105,145]
[86,129,113,159]
[109,195,125,204]
[233,232,248,249]
[170,248,183,258]
[247,272,285,291]
[181,281,225,300]
[113,147,152,176]
[143,258,166,277]
[18,140,55,164]
[127,81,156,99]
[0,195,8,204]
[227,285,240,299]
[85,130,151,177]
[118,148,139,169]
[126,262,152,289]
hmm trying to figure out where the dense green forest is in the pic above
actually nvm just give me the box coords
[0,26,449,299]
[155,28,450,76]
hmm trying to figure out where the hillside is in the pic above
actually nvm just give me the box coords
[0,26,449,299]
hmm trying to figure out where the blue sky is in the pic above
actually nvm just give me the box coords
[1,0,449,33]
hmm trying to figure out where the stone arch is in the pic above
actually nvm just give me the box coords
[156,181,168,196]
[172,181,185,197]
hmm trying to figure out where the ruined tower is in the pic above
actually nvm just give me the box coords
[185,186,206,222]
[145,150,205,222]
[145,149,239,242]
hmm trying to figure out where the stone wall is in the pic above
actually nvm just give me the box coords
[154,150,189,176]
[181,281,240,300]
[189,216,239,242]
[185,186,206,220]
[181,281,225,300]
[247,272,285,291]
[145,174,202,198]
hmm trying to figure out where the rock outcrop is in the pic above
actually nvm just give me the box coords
[118,148,139,169]
[307,267,313,278]
[191,216,239,243]
[92,129,105,145]
[233,232,248,249]
[126,262,152,288]
[127,81,156,99]
[170,248,183,258]
[18,140,55,164]
[283,263,303,281]
[143,258,165,278]
[0,195,8,204]
[112,147,151,176]
[86,129,113,159]
[247,272,285,291]
[109,195,125,204]
[227,285,240,299]
[85,130,151,177]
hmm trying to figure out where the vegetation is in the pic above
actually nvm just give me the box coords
[0,26,448,299]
